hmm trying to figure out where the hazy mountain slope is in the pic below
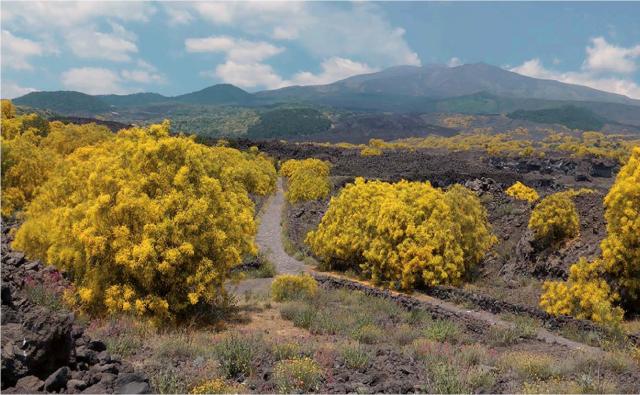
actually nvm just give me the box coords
[258,63,639,106]
[13,91,111,115]
[174,84,253,105]
[97,93,170,107]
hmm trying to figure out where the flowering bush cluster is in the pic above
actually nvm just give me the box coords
[306,178,496,289]
[1,100,113,217]
[506,181,539,203]
[528,192,580,245]
[280,158,331,203]
[540,147,640,323]
[12,121,276,321]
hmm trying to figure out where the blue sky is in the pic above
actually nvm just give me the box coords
[2,1,639,98]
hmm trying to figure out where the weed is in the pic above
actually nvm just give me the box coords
[351,324,384,344]
[280,302,316,329]
[393,324,420,346]
[486,325,521,346]
[156,336,200,361]
[499,351,558,381]
[310,311,344,335]
[190,378,245,394]
[422,320,462,343]
[341,344,370,369]
[501,313,540,339]
[272,342,310,361]
[149,367,189,394]
[214,333,260,378]
[273,357,324,393]
[427,362,466,394]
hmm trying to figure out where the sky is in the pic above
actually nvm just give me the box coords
[2,1,640,99]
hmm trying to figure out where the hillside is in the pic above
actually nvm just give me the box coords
[507,105,608,130]
[13,91,111,115]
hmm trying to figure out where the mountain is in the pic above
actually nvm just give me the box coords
[174,84,253,105]
[9,63,640,135]
[258,63,639,106]
[97,92,170,107]
[13,91,111,115]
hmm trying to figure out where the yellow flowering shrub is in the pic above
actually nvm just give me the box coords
[12,121,276,321]
[540,147,640,323]
[506,181,539,203]
[360,146,383,156]
[191,378,244,394]
[271,274,318,301]
[306,178,495,289]
[528,192,580,245]
[41,121,113,156]
[1,102,113,217]
[280,159,331,203]
[540,258,623,323]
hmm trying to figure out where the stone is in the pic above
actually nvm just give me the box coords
[1,284,13,306]
[88,340,107,352]
[44,366,70,392]
[15,375,44,392]
[82,382,109,394]
[67,379,87,392]
[114,373,151,394]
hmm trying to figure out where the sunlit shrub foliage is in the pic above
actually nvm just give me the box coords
[306,178,496,289]
[506,181,539,203]
[540,147,640,323]
[12,121,276,321]
[1,101,113,217]
[360,146,382,156]
[280,158,331,203]
[528,192,580,245]
[271,274,318,302]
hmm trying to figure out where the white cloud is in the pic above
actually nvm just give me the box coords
[509,37,640,99]
[510,58,640,99]
[583,37,640,74]
[211,61,286,90]
[1,81,36,99]
[2,2,154,30]
[173,2,420,68]
[447,57,462,67]
[290,57,377,86]
[162,4,194,26]
[66,24,138,62]
[61,67,130,94]
[1,30,45,70]
[272,26,298,40]
[121,61,166,84]
[185,36,284,62]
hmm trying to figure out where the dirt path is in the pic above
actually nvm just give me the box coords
[228,178,307,296]
[234,178,600,353]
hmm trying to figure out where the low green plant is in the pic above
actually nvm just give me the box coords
[499,351,558,381]
[486,325,521,346]
[341,344,370,369]
[214,334,260,378]
[273,357,324,393]
[351,324,384,344]
[280,302,316,329]
[423,320,462,343]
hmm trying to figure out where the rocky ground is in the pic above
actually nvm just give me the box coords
[1,224,150,394]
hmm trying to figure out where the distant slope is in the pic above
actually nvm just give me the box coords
[247,108,331,139]
[258,63,639,106]
[13,91,110,115]
[97,92,170,107]
[507,105,607,130]
[174,84,253,105]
